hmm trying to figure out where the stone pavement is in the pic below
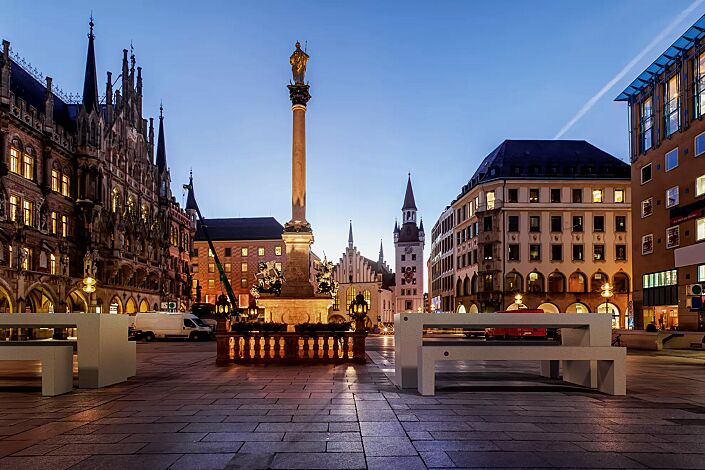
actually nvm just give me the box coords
[1,337,705,469]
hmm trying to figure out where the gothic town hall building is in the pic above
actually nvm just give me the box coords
[0,21,194,314]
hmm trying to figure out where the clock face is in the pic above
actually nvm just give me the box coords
[404,267,414,282]
[405,247,413,254]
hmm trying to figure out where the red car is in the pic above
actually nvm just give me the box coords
[485,309,549,340]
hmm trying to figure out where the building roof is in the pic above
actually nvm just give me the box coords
[362,256,395,290]
[397,223,420,243]
[9,60,77,132]
[81,20,99,114]
[195,217,284,242]
[458,139,629,198]
[156,106,167,172]
[616,14,705,102]
[402,174,417,210]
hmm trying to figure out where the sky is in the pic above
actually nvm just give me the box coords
[3,0,704,276]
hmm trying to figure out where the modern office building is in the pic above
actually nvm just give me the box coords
[616,15,705,330]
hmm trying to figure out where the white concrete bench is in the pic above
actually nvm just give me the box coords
[395,313,614,389]
[418,345,625,396]
[0,342,74,396]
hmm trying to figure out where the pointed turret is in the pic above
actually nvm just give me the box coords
[156,104,167,172]
[419,218,424,232]
[402,173,417,211]
[348,220,354,249]
[185,171,198,212]
[81,16,99,114]
[378,239,384,264]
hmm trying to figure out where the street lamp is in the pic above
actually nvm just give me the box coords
[215,293,231,316]
[601,282,613,315]
[514,293,523,309]
[348,292,369,331]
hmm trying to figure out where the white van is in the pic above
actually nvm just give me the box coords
[134,312,213,341]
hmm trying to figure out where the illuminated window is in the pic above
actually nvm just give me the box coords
[192,264,199,273]
[486,191,495,210]
[208,248,214,257]
[665,75,680,137]
[51,169,60,192]
[241,247,248,256]
[22,150,34,180]
[61,215,69,238]
[666,186,679,208]
[529,189,539,203]
[640,97,653,152]
[9,195,18,222]
[21,247,31,270]
[697,217,705,241]
[275,246,282,256]
[699,265,705,283]
[208,263,215,273]
[224,263,231,273]
[241,278,248,288]
[23,200,34,227]
[50,254,56,275]
[51,211,58,234]
[8,245,12,268]
[111,188,120,213]
[275,262,282,271]
[241,263,248,272]
[141,205,149,223]
[592,189,603,203]
[9,147,20,174]
[614,189,625,203]
[258,247,265,256]
[61,174,70,196]
[208,279,215,289]
[665,148,678,172]
[697,175,705,197]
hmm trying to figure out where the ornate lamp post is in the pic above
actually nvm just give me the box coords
[348,292,369,332]
[82,250,98,313]
[215,293,231,316]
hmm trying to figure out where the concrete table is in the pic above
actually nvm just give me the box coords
[394,312,612,389]
[0,313,136,388]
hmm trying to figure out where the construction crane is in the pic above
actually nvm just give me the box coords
[183,176,238,315]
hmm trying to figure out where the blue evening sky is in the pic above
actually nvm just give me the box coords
[3,0,703,277]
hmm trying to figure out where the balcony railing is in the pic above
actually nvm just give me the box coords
[216,330,366,365]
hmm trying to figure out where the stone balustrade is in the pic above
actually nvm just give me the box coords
[216,330,366,365]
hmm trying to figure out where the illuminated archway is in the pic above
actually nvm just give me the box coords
[66,289,88,313]
[566,302,590,313]
[468,303,479,314]
[537,302,560,313]
[125,297,137,314]
[457,303,467,313]
[139,299,150,312]
[25,284,57,313]
[109,296,123,314]
[0,280,14,313]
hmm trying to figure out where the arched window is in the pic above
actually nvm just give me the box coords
[590,272,608,293]
[22,146,35,180]
[456,278,463,297]
[568,272,587,293]
[363,290,371,303]
[51,163,61,192]
[613,272,630,293]
[141,204,149,223]
[346,287,356,307]
[471,274,478,294]
[61,167,71,197]
[505,272,523,292]
[547,272,566,293]
[126,196,136,215]
[463,277,470,296]
[526,271,544,293]
[9,139,21,174]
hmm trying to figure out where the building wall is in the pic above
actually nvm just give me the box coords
[450,178,632,327]
[395,240,424,312]
[191,239,285,309]
[430,206,455,312]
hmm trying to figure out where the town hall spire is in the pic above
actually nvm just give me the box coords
[81,15,99,114]
[156,103,167,172]
[348,220,354,249]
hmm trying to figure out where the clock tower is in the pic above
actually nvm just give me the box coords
[394,174,425,312]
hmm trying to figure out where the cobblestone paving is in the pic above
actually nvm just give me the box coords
[1,337,705,469]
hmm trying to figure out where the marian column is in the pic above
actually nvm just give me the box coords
[282,42,314,297]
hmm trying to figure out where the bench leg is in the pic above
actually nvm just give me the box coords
[42,348,74,396]
[562,360,592,388]
[540,360,560,379]
[417,348,436,396]
[597,358,626,396]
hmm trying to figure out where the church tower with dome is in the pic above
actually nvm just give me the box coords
[394,174,425,312]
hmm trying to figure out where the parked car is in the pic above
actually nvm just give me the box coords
[134,312,213,341]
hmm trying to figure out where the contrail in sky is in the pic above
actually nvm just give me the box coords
[553,0,705,140]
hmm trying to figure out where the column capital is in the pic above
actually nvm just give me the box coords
[287,84,311,106]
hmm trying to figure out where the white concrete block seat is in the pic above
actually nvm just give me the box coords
[417,344,626,396]
[0,341,74,396]
[394,312,626,396]
[0,314,135,388]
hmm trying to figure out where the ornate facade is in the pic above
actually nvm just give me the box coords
[0,20,194,314]
[331,222,395,326]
